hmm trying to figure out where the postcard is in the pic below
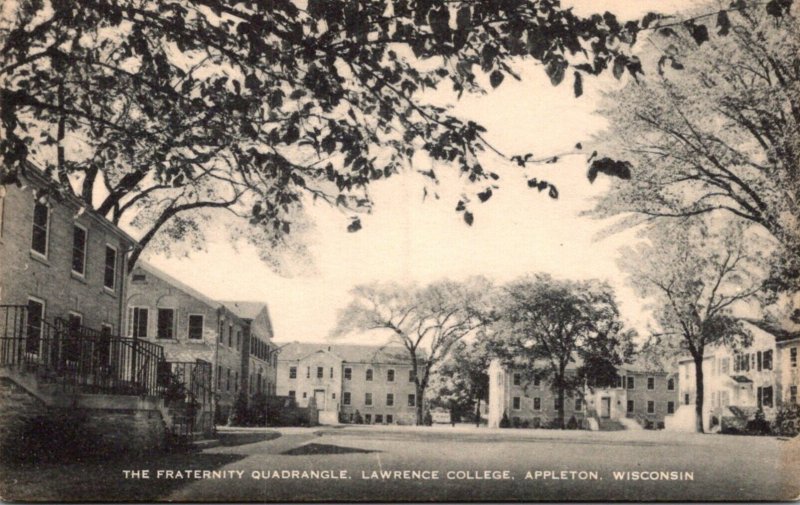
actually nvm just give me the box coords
[0,0,798,502]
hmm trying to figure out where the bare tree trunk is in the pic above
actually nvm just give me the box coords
[415,383,425,425]
[557,386,566,429]
[475,397,481,427]
[694,354,705,433]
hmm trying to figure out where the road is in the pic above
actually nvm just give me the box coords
[162,425,799,502]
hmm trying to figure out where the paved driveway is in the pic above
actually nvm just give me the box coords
[165,426,800,502]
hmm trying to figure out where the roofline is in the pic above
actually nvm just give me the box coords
[19,164,141,248]
[777,337,800,346]
[135,261,224,311]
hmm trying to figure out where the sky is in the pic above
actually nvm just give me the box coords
[144,0,701,345]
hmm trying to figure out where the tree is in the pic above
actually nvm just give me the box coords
[618,218,766,433]
[428,338,490,427]
[491,274,634,429]
[2,0,751,269]
[331,278,492,424]
[588,4,800,291]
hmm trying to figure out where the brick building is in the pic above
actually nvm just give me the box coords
[126,262,276,422]
[487,359,678,429]
[0,168,137,335]
[275,343,419,425]
[219,300,278,397]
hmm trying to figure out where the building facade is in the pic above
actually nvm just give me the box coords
[276,343,419,425]
[671,320,800,431]
[0,168,137,335]
[220,301,278,398]
[487,359,678,429]
[126,262,276,421]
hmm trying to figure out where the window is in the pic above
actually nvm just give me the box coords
[25,298,45,355]
[330,367,334,379]
[343,392,351,405]
[332,392,336,399]
[614,375,623,389]
[71,225,87,276]
[647,377,655,390]
[684,393,690,405]
[763,350,773,371]
[375,414,383,424]
[626,376,635,390]
[667,401,675,414]
[130,307,148,338]
[387,414,393,424]
[344,367,352,380]
[791,347,797,368]
[720,357,730,374]
[386,393,394,406]
[306,367,310,379]
[289,366,297,379]
[234,371,239,392]
[103,245,117,291]
[132,273,146,282]
[288,390,296,398]
[513,373,521,386]
[790,386,797,404]
[188,315,204,340]
[236,330,241,350]
[226,368,231,391]
[365,393,373,406]
[31,202,49,256]
[156,309,175,339]
[317,366,323,379]
[667,378,675,391]
[513,397,521,410]
[757,351,762,371]
[302,392,307,398]
[364,414,372,424]
[762,386,773,408]
[366,369,373,381]
[228,325,233,347]
[575,398,582,411]
[408,394,416,407]
[751,353,756,370]
[217,366,222,389]
[627,400,634,413]
[409,369,415,382]
[387,369,395,382]
[533,398,541,411]
[647,401,655,414]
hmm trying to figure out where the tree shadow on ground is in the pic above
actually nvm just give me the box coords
[282,443,379,455]
[217,430,281,447]
[0,452,246,502]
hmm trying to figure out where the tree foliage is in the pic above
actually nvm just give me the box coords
[489,274,634,429]
[331,278,493,424]
[617,218,766,432]
[428,337,490,423]
[2,0,748,267]
[588,3,800,291]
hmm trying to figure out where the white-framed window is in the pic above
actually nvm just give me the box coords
[366,369,373,381]
[129,307,149,338]
[790,347,797,367]
[647,401,655,414]
[647,377,655,390]
[513,373,521,386]
[667,401,675,414]
[365,392,373,406]
[344,367,352,380]
[343,392,351,405]
[103,244,117,291]
[289,366,297,379]
[188,314,204,340]
[386,393,394,406]
[667,378,675,391]
[25,297,46,355]
[407,394,415,407]
[409,369,415,382]
[627,400,634,413]
[387,369,395,382]
[512,397,521,410]
[156,308,175,340]
[31,201,49,258]
[626,376,635,390]
[71,224,88,277]
[317,366,323,379]
[533,398,541,410]
[575,398,583,411]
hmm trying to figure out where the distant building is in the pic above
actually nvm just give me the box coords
[219,300,278,398]
[275,342,420,425]
[126,262,277,421]
[670,320,800,432]
[487,359,678,429]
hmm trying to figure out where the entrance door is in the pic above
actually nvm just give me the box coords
[601,397,611,418]
[314,389,326,410]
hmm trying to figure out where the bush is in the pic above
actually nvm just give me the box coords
[3,411,96,463]
[230,391,250,426]
[499,411,511,428]
[353,410,363,424]
[745,408,772,435]
[424,411,433,426]
[512,417,521,428]
[773,404,800,437]
[521,420,530,428]
[566,416,578,430]
[248,392,267,426]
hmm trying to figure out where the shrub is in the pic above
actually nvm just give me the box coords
[230,391,250,426]
[499,411,511,428]
[248,392,267,426]
[353,410,363,424]
[773,404,800,437]
[566,416,578,430]
[532,417,541,429]
[512,417,521,428]
[424,411,433,426]
[521,420,530,428]
[3,411,96,463]
[745,408,772,435]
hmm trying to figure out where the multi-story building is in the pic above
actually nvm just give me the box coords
[487,359,678,429]
[0,167,137,336]
[126,262,275,421]
[219,300,278,397]
[670,320,800,431]
[275,343,419,425]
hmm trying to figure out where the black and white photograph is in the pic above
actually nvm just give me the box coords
[0,0,798,501]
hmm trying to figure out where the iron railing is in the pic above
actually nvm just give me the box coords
[161,360,214,440]
[0,305,165,396]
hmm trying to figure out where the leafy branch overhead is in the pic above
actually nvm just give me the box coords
[0,0,783,262]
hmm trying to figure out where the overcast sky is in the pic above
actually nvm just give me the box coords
[144,0,700,345]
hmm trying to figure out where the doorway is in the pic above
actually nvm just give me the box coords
[314,389,326,410]
[601,397,611,418]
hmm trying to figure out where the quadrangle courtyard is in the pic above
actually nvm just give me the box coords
[1,424,798,502]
